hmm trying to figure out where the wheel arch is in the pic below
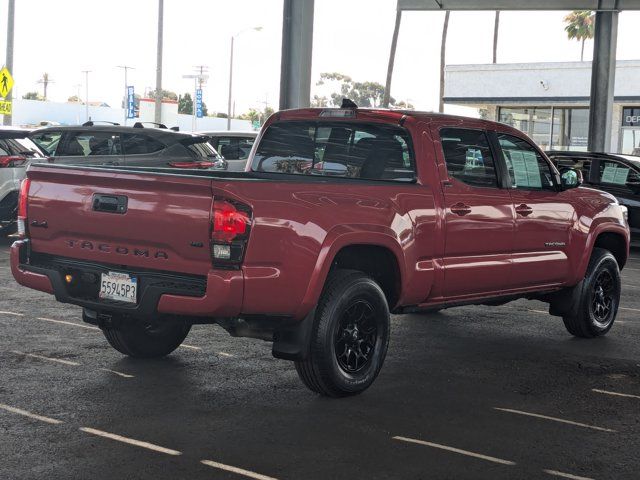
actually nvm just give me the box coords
[293,226,407,320]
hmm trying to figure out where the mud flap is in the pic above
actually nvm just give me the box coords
[548,280,584,318]
[272,307,316,361]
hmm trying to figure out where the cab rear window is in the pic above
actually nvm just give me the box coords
[251,121,416,182]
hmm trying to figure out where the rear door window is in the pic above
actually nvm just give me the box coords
[251,121,415,182]
[440,128,499,188]
[57,132,122,157]
[122,134,164,155]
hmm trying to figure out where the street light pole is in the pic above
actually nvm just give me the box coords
[3,0,15,126]
[82,70,91,122]
[227,27,262,131]
[154,0,164,124]
[227,36,234,130]
[117,65,135,125]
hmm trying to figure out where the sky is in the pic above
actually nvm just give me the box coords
[1,0,639,117]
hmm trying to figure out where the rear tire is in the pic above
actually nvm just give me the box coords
[102,318,191,358]
[563,248,620,338]
[295,270,390,397]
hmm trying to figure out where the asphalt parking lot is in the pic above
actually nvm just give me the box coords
[1,237,639,480]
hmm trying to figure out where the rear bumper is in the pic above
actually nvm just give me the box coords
[10,240,243,319]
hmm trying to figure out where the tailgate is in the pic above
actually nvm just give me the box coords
[25,165,214,276]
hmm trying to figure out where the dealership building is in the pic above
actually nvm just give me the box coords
[444,60,640,155]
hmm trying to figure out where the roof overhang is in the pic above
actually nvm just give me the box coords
[398,0,640,11]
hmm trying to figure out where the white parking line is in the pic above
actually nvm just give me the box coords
[217,352,234,357]
[620,307,640,313]
[80,427,181,456]
[494,408,616,432]
[392,436,516,466]
[11,350,80,366]
[0,310,24,316]
[201,460,279,480]
[592,388,640,400]
[0,403,63,425]
[37,317,100,331]
[179,344,202,351]
[543,469,594,480]
[100,368,134,379]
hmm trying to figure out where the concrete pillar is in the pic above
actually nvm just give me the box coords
[587,9,619,152]
[279,0,314,110]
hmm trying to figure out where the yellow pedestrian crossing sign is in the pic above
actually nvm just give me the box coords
[0,66,14,98]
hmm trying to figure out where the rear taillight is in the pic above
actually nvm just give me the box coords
[211,199,251,267]
[17,178,31,237]
[0,155,27,168]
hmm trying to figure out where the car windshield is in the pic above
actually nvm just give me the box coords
[251,120,416,182]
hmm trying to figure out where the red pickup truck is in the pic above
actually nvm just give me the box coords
[11,107,630,397]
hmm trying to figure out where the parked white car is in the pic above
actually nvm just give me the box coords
[0,127,46,235]
[198,131,257,171]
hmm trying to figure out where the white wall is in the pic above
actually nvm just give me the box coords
[6,98,253,132]
[445,60,640,102]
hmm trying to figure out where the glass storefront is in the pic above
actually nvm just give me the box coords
[499,107,589,151]
[621,108,640,155]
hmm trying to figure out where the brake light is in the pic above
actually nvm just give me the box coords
[0,155,27,168]
[210,199,251,267]
[17,178,31,237]
[168,161,216,169]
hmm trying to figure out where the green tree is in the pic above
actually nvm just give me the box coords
[178,93,208,116]
[564,10,595,62]
[147,89,178,101]
[179,93,193,114]
[315,72,413,109]
[22,91,43,101]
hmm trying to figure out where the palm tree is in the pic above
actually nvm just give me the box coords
[37,72,52,100]
[383,9,403,108]
[439,11,450,113]
[492,11,500,63]
[564,10,595,62]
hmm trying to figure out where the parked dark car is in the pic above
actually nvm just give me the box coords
[548,151,640,242]
[199,131,257,171]
[0,127,46,235]
[29,122,227,170]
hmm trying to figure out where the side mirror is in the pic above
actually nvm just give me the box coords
[560,167,583,189]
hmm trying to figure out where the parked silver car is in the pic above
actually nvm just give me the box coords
[0,127,46,235]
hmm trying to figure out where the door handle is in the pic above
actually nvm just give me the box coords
[450,203,472,216]
[515,204,533,217]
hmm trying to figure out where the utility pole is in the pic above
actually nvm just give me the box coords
[154,0,164,123]
[3,0,15,125]
[82,70,91,122]
[116,65,135,125]
[37,73,54,101]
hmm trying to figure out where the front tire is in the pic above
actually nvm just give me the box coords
[295,270,390,397]
[563,248,621,338]
[102,318,191,358]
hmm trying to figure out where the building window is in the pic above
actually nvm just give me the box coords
[499,107,589,152]
[551,108,589,151]
[498,108,552,150]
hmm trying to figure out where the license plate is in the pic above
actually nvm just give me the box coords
[99,271,138,304]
